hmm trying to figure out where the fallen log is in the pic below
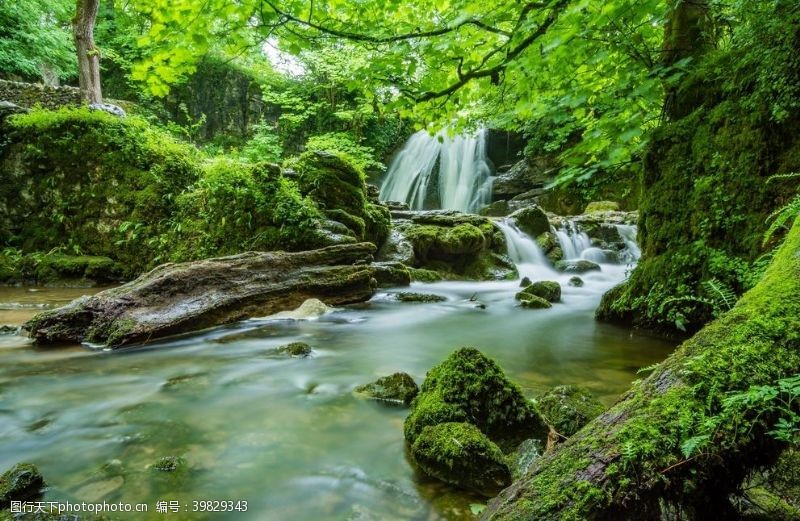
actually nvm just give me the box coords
[483,221,800,520]
[24,243,378,348]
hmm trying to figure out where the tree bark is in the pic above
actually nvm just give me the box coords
[74,0,102,104]
[24,243,379,348]
[483,221,800,520]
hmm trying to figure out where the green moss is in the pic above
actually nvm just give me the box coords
[275,341,312,357]
[410,422,512,496]
[584,201,620,213]
[517,281,561,303]
[408,268,443,282]
[19,253,122,284]
[354,372,419,405]
[1,463,45,508]
[152,456,186,472]
[533,385,605,437]
[598,98,800,334]
[517,294,552,309]
[405,348,548,449]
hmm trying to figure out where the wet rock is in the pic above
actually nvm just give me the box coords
[517,295,552,309]
[519,277,532,288]
[25,244,378,348]
[0,325,19,335]
[152,456,186,472]
[1,463,45,508]
[555,259,601,274]
[479,200,510,217]
[392,292,446,303]
[275,342,312,357]
[408,268,442,282]
[410,422,512,496]
[372,262,411,287]
[89,102,127,117]
[404,348,548,449]
[268,298,332,320]
[508,206,550,238]
[512,438,544,479]
[76,476,124,502]
[517,281,561,303]
[568,276,584,287]
[383,201,410,211]
[492,158,556,200]
[354,372,419,406]
[537,231,563,262]
[376,229,415,265]
[533,385,605,437]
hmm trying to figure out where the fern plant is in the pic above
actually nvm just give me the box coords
[764,172,800,244]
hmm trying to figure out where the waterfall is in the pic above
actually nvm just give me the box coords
[554,222,592,260]
[379,129,492,212]
[615,224,641,263]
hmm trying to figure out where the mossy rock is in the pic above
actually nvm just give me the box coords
[554,259,601,274]
[393,292,447,303]
[584,201,620,213]
[410,422,512,496]
[1,463,45,508]
[404,348,547,449]
[568,276,584,287]
[517,294,552,309]
[509,206,550,237]
[517,281,561,303]
[408,268,443,282]
[406,223,486,259]
[275,342,312,357]
[519,276,532,288]
[152,456,186,472]
[354,372,419,406]
[479,200,510,217]
[533,385,605,437]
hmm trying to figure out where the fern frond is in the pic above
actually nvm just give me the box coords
[703,278,738,312]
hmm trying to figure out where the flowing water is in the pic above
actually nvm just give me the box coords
[0,224,675,521]
[379,130,492,213]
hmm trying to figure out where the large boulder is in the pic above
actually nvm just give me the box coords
[378,211,516,281]
[410,422,512,496]
[492,158,556,200]
[290,151,390,248]
[25,243,379,348]
[404,348,547,448]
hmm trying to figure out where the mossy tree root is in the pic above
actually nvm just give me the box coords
[483,221,800,520]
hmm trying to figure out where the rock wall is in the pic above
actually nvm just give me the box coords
[0,79,83,109]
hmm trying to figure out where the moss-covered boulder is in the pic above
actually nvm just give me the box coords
[508,206,550,237]
[533,385,605,437]
[1,463,45,508]
[382,211,516,281]
[289,151,390,247]
[354,372,419,406]
[393,292,447,303]
[275,342,312,357]
[0,108,200,277]
[584,201,620,213]
[568,276,584,287]
[404,348,547,448]
[410,422,512,496]
[517,281,561,303]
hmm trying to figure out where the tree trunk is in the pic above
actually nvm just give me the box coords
[483,221,800,520]
[74,0,102,104]
[662,0,712,119]
[24,243,379,348]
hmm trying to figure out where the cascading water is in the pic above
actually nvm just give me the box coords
[379,129,492,212]
[496,220,551,266]
[615,224,641,263]
[554,221,592,260]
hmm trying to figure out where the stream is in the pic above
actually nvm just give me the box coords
[0,225,674,520]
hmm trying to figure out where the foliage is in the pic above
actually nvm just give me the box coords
[304,132,384,173]
[0,0,75,82]
[239,123,283,163]
[764,173,800,244]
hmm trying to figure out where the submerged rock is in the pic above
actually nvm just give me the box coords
[152,456,186,472]
[24,243,378,348]
[555,259,601,274]
[1,463,45,508]
[404,348,547,449]
[410,422,512,496]
[517,281,561,303]
[533,385,605,437]
[354,372,419,406]
[275,342,312,357]
[392,292,447,303]
[568,276,585,287]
